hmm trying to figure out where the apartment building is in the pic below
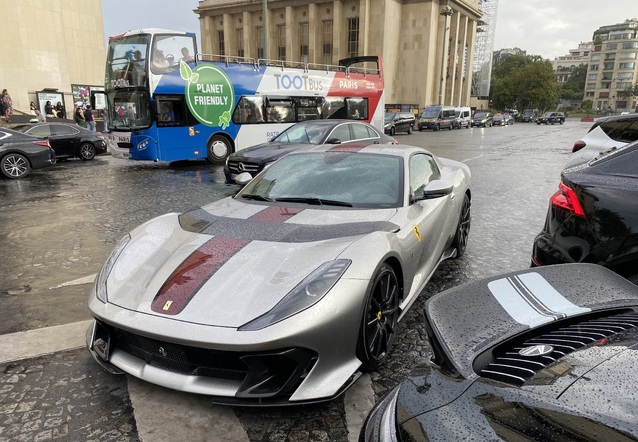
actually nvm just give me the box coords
[552,41,591,84]
[195,0,483,109]
[585,18,638,113]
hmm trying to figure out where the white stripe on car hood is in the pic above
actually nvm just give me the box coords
[488,272,591,328]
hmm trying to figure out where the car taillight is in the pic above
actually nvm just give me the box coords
[550,182,585,216]
[572,140,586,153]
[34,140,51,147]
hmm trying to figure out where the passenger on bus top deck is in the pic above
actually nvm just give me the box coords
[153,50,169,68]
[181,47,194,62]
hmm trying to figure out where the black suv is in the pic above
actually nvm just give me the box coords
[521,108,539,122]
[537,112,565,125]
[384,112,415,135]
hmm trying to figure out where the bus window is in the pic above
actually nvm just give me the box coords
[151,34,195,74]
[106,34,149,89]
[322,97,346,119]
[295,97,321,121]
[156,95,186,127]
[266,97,295,123]
[233,96,264,124]
[109,89,152,130]
[347,97,368,120]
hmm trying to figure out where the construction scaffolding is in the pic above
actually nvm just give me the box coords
[471,0,499,98]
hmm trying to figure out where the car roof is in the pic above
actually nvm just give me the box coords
[285,142,430,158]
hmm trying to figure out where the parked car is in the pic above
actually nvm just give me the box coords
[532,139,638,283]
[417,105,456,131]
[454,106,472,129]
[11,122,107,161]
[0,128,56,179]
[537,111,565,125]
[565,112,638,168]
[383,112,415,135]
[492,113,513,126]
[360,263,638,441]
[224,119,397,183]
[521,108,539,122]
[471,112,493,127]
[87,143,471,405]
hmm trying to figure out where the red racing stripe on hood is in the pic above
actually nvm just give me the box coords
[151,236,250,315]
[151,206,303,315]
[327,143,369,153]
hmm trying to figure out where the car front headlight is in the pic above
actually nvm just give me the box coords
[95,233,131,303]
[239,259,351,331]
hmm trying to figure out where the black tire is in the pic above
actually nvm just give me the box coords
[1,153,31,179]
[452,194,471,258]
[407,125,413,134]
[79,143,96,161]
[435,124,440,131]
[206,135,233,164]
[390,126,395,136]
[356,263,400,372]
[448,124,453,130]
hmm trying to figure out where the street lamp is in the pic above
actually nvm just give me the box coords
[438,6,453,106]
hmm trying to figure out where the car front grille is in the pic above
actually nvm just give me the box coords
[227,159,261,175]
[479,311,638,386]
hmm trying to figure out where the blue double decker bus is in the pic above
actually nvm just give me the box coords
[102,28,385,164]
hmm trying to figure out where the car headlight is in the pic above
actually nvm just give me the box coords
[95,233,131,303]
[361,385,400,442]
[239,259,351,331]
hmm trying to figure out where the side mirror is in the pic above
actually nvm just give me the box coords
[234,172,253,186]
[325,137,342,144]
[412,180,453,203]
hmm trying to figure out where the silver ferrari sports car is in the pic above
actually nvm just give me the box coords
[86,142,471,405]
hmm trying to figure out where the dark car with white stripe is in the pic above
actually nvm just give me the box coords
[532,140,638,283]
[223,119,396,184]
[361,263,638,441]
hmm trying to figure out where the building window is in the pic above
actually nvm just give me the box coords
[591,54,600,61]
[606,43,617,50]
[623,42,638,50]
[603,62,615,70]
[586,83,596,90]
[218,30,225,55]
[587,73,597,80]
[322,20,333,65]
[589,64,599,70]
[620,52,637,60]
[601,82,611,89]
[619,62,636,69]
[236,28,244,57]
[602,73,613,81]
[618,72,635,80]
[299,23,309,64]
[277,25,286,61]
[617,82,633,89]
[347,17,359,58]
[255,26,264,59]
[586,92,595,97]
[605,53,616,61]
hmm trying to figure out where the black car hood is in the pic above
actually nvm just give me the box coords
[231,142,311,162]
[425,264,638,380]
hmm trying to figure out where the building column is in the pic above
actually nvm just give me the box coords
[308,3,318,63]
[223,13,232,56]
[333,0,343,61]
[243,11,252,59]
[285,6,294,62]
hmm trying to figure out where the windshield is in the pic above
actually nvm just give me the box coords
[420,107,441,118]
[272,123,331,144]
[107,89,152,130]
[106,34,150,89]
[384,113,398,122]
[239,152,403,208]
[542,112,553,117]
[474,113,488,119]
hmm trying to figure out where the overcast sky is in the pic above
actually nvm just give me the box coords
[102,0,637,60]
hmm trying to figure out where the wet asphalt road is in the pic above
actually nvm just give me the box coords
[0,119,594,441]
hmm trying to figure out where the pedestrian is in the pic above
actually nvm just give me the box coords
[44,100,53,117]
[74,104,86,128]
[84,105,96,131]
[55,101,65,118]
[1,89,13,121]
[34,109,46,123]
[30,101,37,115]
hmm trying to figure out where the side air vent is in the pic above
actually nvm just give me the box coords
[480,312,638,386]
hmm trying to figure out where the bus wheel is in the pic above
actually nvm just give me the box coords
[206,135,233,164]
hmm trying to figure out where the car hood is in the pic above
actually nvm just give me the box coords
[105,198,399,328]
[231,141,312,162]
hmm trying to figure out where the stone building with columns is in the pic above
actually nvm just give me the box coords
[195,0,482,110]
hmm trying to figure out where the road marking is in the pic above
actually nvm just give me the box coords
[0,320,92,364]
[50,273,97,289]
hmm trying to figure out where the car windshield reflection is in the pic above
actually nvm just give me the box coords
[238,152,403,208]
[272,122,331,144]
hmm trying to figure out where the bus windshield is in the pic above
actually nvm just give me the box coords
[108,89,152,130]
[106,34,150,89]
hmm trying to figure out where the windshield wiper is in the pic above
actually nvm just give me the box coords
[275,197,352,207]
[240,193,273,202]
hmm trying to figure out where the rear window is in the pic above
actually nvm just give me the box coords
[598,117,638,143]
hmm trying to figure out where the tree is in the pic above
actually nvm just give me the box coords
[490,54,561,111]
[561,64,587,100]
